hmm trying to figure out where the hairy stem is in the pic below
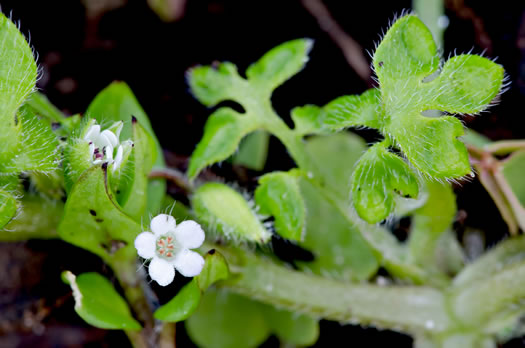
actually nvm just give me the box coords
[217,245,452,334]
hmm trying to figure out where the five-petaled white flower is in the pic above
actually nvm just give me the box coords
[134,214,205,286]
[84,121,133,172]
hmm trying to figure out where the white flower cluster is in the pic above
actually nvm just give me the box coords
[135,214,205,286]
[84,121,133,172]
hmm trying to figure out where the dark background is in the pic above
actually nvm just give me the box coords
[0,0,525,346]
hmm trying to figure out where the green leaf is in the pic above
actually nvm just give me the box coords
[292,89,382,134]
[254,171,305,241]
[117,119,157,220]
[372,15,503,179]
[58,165,142,264]
[155,279,202,323]
[187,62,242,107]
[191,182,270,244]
[186,289,270,348]
[263,307,319,346]
[408,180,457,271]
[5,108,60,173]
[304,132,367,197]
[62,271,141,330]
[294,133,379,280]
[196,250,230,291]
[374,15,439,81]
[188,108,257,179]
[0,189,17,229]
[291,105,324,136]
[1,194,63,241]
[246,39,312,93]
[232,130,269,171]
[86,82,166,217]
[352,143,419,223]
[154,250,230,322]
[297,178,379,281]
[321,88,382,130]
[0,13,37,162]
[428,55,504,114]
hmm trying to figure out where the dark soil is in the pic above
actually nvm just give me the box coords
[1,0,525,347]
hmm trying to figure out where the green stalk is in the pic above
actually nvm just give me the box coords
[218,245,452,333]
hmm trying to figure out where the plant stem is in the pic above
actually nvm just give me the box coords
[217,245,452,333]
[112,258,176,348]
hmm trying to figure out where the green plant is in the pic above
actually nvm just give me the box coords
[2,9,524,348]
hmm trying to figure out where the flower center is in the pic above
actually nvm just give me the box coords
[155,233,178,260]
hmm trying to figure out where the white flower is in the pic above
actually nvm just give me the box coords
[84,121,133,172]
[134,214,205,286]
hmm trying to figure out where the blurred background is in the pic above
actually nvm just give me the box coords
[0,0,525,346]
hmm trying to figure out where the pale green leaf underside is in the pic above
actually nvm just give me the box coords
[186,289,319,348]
[188,108,257,179]
[58,165,142,263]
[63,271,141,330]
[297,177,379,281]
[187,62,242,107]
[0,13,37,162]
[254,171,305,241]
[352,143,419,223]
[232,130,269,171]
[304,132,367,197]
[191,182,270,244]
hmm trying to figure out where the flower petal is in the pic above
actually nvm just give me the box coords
[174,220,205,249]
[150,214,176,236]
[113,145,124,172]
[172,249,205,277]
[134,232,156,259]
[84,124,100,141]
[101,129,119,148]
[149,257,175,286]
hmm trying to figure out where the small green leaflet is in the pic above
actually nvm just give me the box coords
[62,271,141,330]
[154,250,230,322]
[254,171,305,241]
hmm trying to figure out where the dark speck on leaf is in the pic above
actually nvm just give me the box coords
[378,61,384,67]
[95,218,104,223]
[89,209,97,216]
[208,249,216,255]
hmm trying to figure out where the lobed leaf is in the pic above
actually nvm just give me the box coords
[62,271,141,330]
[351,143,419,223]
[372,15,503,180]
[246,39,312,93]
[254,171,305,241]
[191,182,271,244]
[188,108,257,179]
